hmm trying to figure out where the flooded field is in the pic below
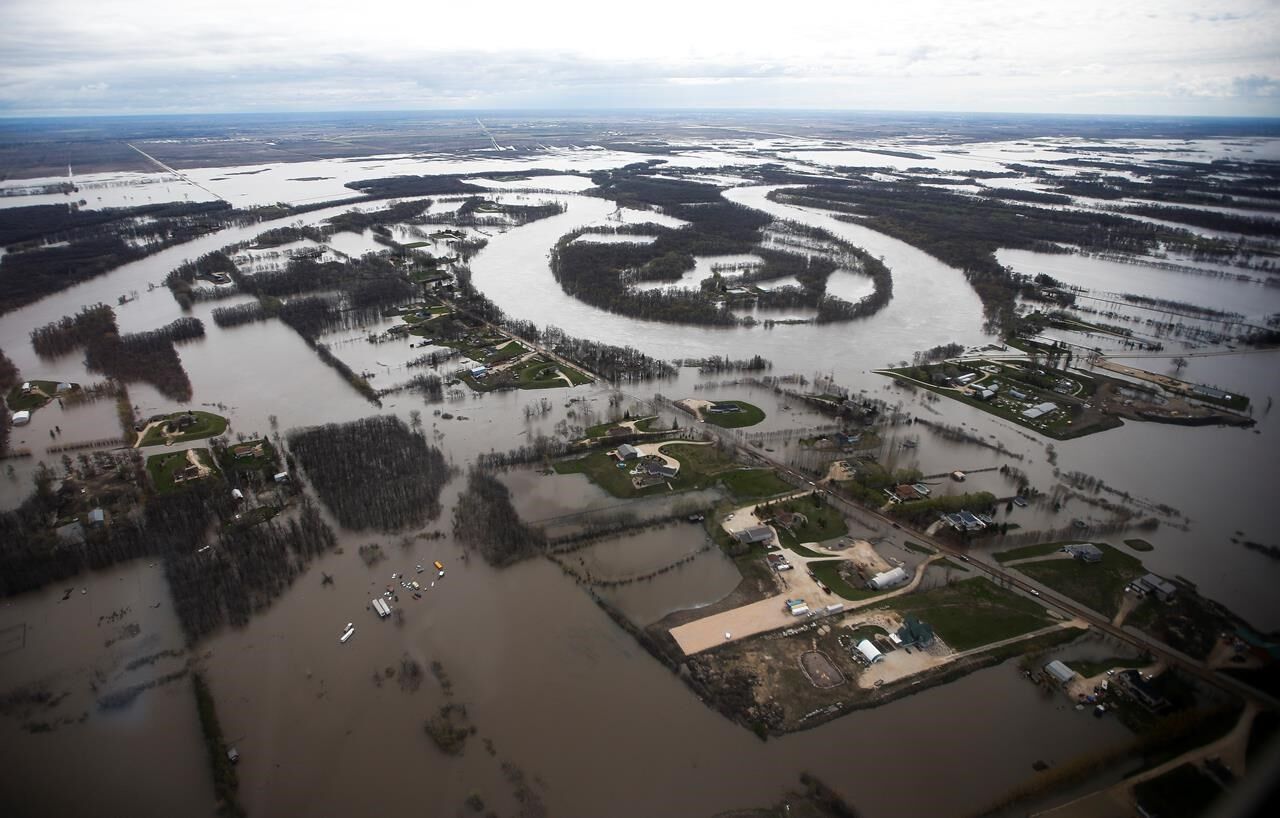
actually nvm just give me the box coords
[2,125,1279,818]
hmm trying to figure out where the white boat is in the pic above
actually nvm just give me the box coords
[340,627,355,643]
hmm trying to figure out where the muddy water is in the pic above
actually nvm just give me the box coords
[0,560,216,818]
[3,145,1278,817]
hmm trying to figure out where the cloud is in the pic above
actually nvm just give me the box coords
[0,0,1277,116]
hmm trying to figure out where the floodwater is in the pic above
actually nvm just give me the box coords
[3,139,1279,818]
[997,248,1280,320]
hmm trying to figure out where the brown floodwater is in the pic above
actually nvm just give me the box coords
[2,148,1277,817]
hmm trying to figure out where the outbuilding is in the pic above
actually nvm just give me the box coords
[11,410,31,426]
[856,639,884,664]
[614,443,640,461]
[1064,543,1104,563]
[867,566,909,590]
[733,525,774,545]
[1044,660,1076,685]
[1136,573,1178,602]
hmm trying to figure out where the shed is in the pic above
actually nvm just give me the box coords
[88,508,106,526]
[11,410,31,426]
[231,488,244,501]
[1064,543,1103,562]
[615,443,640,461]
[1136,573,1177,602]
[273,472,290,483]
[733,525,774,545]
[1044,660,1076,685]
[867,566,909,590]
[856,639,884,664]
[1022,402,1059,420]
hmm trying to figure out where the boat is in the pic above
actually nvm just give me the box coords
[438,570,445,579]
[1013,497,1028,507]
[340,626,355,643]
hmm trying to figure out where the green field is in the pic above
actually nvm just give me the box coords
[993,540,1086,563]
[874,577,1056,652]
[147,448,219,494]
[6,379,67,412]
[139,411,229,446]
[553,443,738,498]
[583,415,657,439]
[808,559,882,601]
[700,400,766,429]
[763,498,848,546]
[1014,543,1145,618]
[719,468,793,500]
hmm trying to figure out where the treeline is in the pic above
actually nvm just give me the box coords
[250,224,327,247]
[287,415,450,531]
[774,181,1234,329]
[0,200,232,246]
[550,167,775,325]
[325,199,434,235]
[211,301,270,327]
[0,479,222,598]
[1118,204,1280,238]
[449,264,676,382]
[164,250,240,308]
[421,197,566,227]
[404,372,444,402]
[0,202,235,314]
[345,175,485,198]
[164,500,336,641]
[30,305,202,401]
[191,673,245,817]
[674,355,772,373]
[0,347,18,455]
[451,469,546,566]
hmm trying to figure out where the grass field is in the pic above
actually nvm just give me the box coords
[992,540,1086,563]
[700,400,766,429]
[146,448,218,494]
[765,499,848,546]
[6,379,66,412]
[553,443,737,498]
[1014,543,1144,618]
[874,577,1056,652]
[139,411,229,446]
[808,559,882,601]
[720,468,793,500]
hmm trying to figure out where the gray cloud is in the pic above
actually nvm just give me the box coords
[1,0,1278,117]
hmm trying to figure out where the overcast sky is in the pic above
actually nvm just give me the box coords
[1,0,1277,118]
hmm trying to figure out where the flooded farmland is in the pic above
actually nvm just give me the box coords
[2,121,1278,818]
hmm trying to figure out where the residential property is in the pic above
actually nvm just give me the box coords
[640,460,679,479]
[772,510,807,529]
[1022,401,1059,420]
[469,365,488,379]
[1115,669,1170,712]
[856,639,884,663]
[232,442,265,460]
[614,443,640,461]
[897,616,935,647]
[890,484,922,503]
[733,525,775,545]
[942,510,988,532]
[867,566,909,590]
[974,388,996,401]
[1135,573,1178,602]
[1044,659,1076,685]
[707,402,743,414]
[955,372,979,385]
[1064,543,1104,563]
